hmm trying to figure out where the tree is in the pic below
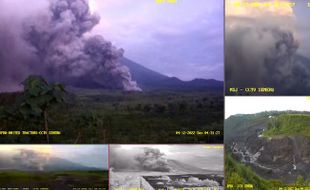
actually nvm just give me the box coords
[20,75,66,143]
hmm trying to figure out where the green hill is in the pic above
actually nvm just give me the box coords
[263,114,310,137]
[224,112,276,141]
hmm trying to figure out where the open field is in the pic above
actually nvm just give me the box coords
[0,170,108,190]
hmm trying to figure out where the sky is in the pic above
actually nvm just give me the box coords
[0,145,109,169]
[225,97,310,119]
[116,144,224,171]
[88,0,224,81]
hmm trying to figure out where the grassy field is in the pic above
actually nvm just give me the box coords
[263,114,310,137]
[0,90,223,143]
[0,170,108,190]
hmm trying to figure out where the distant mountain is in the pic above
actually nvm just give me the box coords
[167,159,219,174]
[121,57,223,91]
[0,154,102,171]
[43,157,102,171]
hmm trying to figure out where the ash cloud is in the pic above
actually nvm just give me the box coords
[110,147,170,172]
[0,149,50,171]
[0,2,38,92]
[0,0,141,92]
[135,147,170,172]
[225,4,310,95]
[13,149,50,171]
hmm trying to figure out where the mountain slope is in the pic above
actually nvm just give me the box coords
[121,57,223,91]
[167,159,218,174]
[225,111,310,184]
[44,157,101,171]
[0,155,102,171]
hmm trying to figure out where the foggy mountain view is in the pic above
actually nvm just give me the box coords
[0,145,108,190]
[110,145,224,190]
[0,0,224,144]
[0,145,107,171]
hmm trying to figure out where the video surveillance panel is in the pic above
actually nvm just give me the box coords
[0,0,224,144]
[110,144,224,190]
[225,97,310,189]
[225,0,310,95]
[0,145,108,190]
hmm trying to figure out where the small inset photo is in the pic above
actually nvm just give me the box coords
[225,97,310,190]
[0,0,223,144]
[225,0,310,95]
[0,145,108,190]
[110,144,224,190]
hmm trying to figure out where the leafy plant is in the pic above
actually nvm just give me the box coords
[19,75,66,143]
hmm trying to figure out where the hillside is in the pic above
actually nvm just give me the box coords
[225,111,310,186]
[0,155,102,172]
[263,114,310,137]
[224,112,273,142]
[121,58,223,91]
[225,153,282,190]
[168,160,218,174]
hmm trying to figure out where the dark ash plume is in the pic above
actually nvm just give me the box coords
[225,15,310,94]
[110,146,171,172]
[0,0,141,92]
[135,147,171,172]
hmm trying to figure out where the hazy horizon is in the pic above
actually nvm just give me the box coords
[0,145,108,170]
[225,97,310,119]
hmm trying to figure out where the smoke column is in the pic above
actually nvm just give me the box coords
[13,149,50,171]
[225,0,310,94]
[110,146,171,172]
[0,0,141,92]
[135,147,171,172]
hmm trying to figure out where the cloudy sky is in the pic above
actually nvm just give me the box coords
[114,144,224,171]
[88,0,224,81]
[225,0,310,94]
[0,145,108,169]
[292,1,310,57]
[226,97,310,118]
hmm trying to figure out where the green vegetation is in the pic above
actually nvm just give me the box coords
[263,114,310,137]
[0,75,66,143]
[224,112,272,141]
[0,76,223,143]
[0,170,108,189]
[21,76,66,143]
[225,153,310,190]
